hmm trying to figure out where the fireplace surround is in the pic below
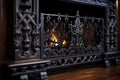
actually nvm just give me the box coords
[5,0,120,80]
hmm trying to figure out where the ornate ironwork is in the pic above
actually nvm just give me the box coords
[14,0,40,60]
[10,0,120,80]
[49,54,102,68]
[106,1,117,52]
[41,11,104,68]
[104,0,120,67]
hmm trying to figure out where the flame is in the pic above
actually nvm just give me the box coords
[50,27,67,47]
[62,40,67,46]
[51,27,57,42]
[50,34,59,46]
[52,27,55,32]
[51,34,58,42]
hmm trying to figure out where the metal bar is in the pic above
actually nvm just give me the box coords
[41,13,75,18]
[9,59,50,67]
[41,13,104,20]
[37,0,39,24]
[48,59,102,69]
[40,13,45,59]
[59,0,108,7]
[47,53,102,60]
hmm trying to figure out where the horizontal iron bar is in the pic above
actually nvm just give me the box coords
[47,53,102,60]
[41,13,104,20]
[48,59,102,69]
[9,59,50,67]
[41,13,74,18]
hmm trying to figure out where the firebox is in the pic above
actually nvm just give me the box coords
[37,0,108,69]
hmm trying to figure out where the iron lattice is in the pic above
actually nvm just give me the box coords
[41,12,105,68]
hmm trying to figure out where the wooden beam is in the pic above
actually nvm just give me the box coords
[0,0,8,79]
[117,0,120,51]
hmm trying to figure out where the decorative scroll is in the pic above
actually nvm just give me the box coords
[14,0,40,60]
[41,11,104,68]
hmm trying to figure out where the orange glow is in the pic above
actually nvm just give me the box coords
[52,27,55,32]
[50,34,59,46]
[50,27,67,47]
[51,34,58,42]
[62,40,67,46]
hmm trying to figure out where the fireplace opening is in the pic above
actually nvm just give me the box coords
[49,27,67,47]
[43,14,73,49]
[39,0,106,69]
[39,0,106,18]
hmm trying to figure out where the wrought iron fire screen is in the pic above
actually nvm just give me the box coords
[40,11,105,68]
[13,0,106,69]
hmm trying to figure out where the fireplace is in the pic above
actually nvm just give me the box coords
[6,0,120,80]
[40,12,105,68]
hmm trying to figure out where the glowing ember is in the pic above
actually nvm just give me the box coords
[50,27,67,47]
[52,27,55,32]
[51,34,58,42]
[50,34,59,46]
[62,40,67,46]
[55,43,59,46]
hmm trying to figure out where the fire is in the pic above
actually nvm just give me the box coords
[51,34,58,42]
[62,40,67,46]
[52,27,55,32]
[50,34,59,46]
[49,27,67,47]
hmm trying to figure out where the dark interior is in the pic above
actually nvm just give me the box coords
[39,0,106,18]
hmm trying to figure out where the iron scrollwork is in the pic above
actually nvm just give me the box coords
[41,11,104,68]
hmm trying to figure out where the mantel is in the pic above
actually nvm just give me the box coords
[60,0,108,7]
[9,59,50,67]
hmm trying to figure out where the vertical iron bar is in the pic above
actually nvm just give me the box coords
[37,0,39,24]
[40,13,44,59]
